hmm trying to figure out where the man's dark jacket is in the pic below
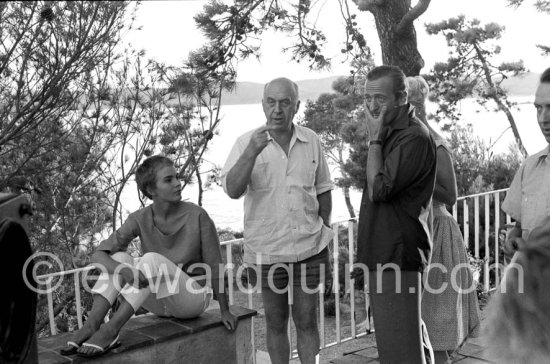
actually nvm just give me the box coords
[357,105,436,271]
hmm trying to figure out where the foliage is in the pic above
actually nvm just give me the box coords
[448,124,492,196]
[0,1,149,334]
[340,112,369,190]
[0,1,237,335]
[193,0,371,72]
[448,124,522,296]
[152,57,235,206]
[214,227,244,270]
[506,0,550,56]
[425,15,527,156]
[0,0,236,249]
[299,76,367,217]
[0,1,140,265]
[193,0,432,76]
[0,1,132,154]
[323,222,359,317]
[448,124,522,196]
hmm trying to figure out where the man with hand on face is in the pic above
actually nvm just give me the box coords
[502,67,550,258]
[356,65,437,364]
[221,77,333,364]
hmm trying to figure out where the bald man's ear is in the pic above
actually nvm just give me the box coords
[296,100,301,111]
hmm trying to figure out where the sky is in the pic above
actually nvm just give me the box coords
[126,0,549,82]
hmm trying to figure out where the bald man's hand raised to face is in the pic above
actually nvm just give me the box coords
[244,125,278,158]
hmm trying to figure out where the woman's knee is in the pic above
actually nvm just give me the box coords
[137,252,166,269]
[136,252,176,278]
[138,252,169,265]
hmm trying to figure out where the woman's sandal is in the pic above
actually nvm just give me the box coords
[59,341,80,355]
[77,335,121,358]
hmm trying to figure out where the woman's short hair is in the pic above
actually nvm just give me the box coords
[135,155,174,199]
[405,76,429,107]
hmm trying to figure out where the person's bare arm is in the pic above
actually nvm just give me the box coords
[199,214,238,331]
[433,147,458,206]
[225,125,276,198]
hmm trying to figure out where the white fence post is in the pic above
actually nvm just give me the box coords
[464,199,470,252]
[348,220,356,339]
[46,281,56,336]
[74,271,83,329]
[226,241,234,305]
[484,195,490,292]
[452,203,458,220]
[474,196,480,258]
[496,194,503,288]
[332,223,341,344]
[319,280,325,348]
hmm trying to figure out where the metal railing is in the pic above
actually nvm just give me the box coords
[454,188,510,292]
[35,188,510,360]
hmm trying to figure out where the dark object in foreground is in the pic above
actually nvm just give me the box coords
[0,193,37,364]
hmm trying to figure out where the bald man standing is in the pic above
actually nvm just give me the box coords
[222,77,333,364]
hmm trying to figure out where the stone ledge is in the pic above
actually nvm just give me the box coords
[38,305,256,364]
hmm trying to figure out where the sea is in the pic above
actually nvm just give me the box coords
[120,97,546,231]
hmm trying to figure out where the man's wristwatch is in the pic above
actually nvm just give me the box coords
[368,140,382,148]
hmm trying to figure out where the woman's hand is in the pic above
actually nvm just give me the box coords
[220,309,238,332]
[119,265,149,289]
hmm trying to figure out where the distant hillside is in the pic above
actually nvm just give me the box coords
[500,71,539,97]
[220,76,344,105]
[219,72,537,106]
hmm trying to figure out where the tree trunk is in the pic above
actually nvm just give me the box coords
[111,175,130,232]
[195,163,203,206]
[343,186,356,218]
[473,43,529,158]
[338,148,356,219]
[356,0,425,76]
[492,96,529,158]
